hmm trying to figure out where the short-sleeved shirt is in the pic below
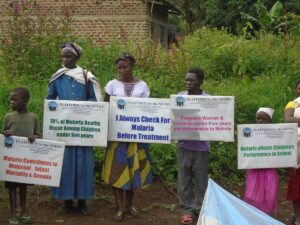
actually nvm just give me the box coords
[285,101,296,110]
[177,91,210,152]
[105,79,150,97]
[285,100,300,126]
[2,111,39,137]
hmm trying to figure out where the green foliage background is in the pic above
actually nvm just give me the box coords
[0,3,299,186]
[169,0,300,34]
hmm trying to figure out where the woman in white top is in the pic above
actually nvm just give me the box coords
[102,53,152,222]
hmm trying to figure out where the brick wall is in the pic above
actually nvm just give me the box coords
[0,0,169,46]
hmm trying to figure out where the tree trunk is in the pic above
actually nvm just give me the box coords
[182,0,195,32]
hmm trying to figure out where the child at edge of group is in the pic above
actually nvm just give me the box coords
[244,107,278,215]
[284,80,300,225]
[2,87,39,225]
[177,67,210,225]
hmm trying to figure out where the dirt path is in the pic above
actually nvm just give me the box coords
[0,179,293,225]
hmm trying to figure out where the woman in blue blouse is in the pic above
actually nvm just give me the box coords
[47,43,102,215]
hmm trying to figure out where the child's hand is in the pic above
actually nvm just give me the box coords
[28,135,37,143]
[3,130,12,137]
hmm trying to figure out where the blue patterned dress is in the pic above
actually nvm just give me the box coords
[47,74,96,200]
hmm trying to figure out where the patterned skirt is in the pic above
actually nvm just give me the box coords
[102,142,152,190]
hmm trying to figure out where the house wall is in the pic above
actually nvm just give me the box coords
[0,0,169,45]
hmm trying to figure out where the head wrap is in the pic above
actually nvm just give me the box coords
[61,42,83,58]
[115,52,136,65]
[257,107,274,119]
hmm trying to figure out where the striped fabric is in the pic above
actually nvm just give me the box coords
[123,82,135,97]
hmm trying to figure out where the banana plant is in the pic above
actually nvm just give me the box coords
[241,0,284,34]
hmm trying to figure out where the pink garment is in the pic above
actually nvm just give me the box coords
[244,169,278,214]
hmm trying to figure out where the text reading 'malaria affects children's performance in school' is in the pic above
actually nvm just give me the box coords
[43,100,109,147]
[108,97,171,144]
[0,135,65,187]
[238,123,298,169]
[170,95,235,142]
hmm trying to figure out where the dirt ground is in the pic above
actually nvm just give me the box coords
[0,179,293,225]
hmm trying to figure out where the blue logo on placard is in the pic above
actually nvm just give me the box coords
[4,137,14,148]
[117,99,126,109]
[243,127,252,137]
[48,101,58,111]
[176,96,185,106]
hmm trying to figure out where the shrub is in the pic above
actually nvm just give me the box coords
[0,0,72,79]
[0,9,299,186]
[183,28,299,81]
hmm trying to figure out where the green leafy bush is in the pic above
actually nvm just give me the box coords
[0,0,72,79]
[150,143,178,186]
[0,6,299,186]
[183,28,300,80]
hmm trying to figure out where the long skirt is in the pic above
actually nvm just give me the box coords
[244,168,278,214]
[102,142,152,190]
[51,146,94,200]
[287,168,300,201]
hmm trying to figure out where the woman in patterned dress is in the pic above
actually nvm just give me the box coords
[102,52,152,222]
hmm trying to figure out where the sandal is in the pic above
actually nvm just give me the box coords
[79,205,91,216]
[125,206,139,217]
[181,214,193,225]
[56,200,74,214]
[112,211,123,222]
[8,217,21,225]
[17,215,33,224]
[8,217,20,225]
[56,205,73,214]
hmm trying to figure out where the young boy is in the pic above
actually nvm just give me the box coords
[2,87,38,225]
[177,68,210,225]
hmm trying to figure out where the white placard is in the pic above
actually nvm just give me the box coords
[43,100,109,147]
[170,95,234,141]
[108,97,171,144]
[238,123,298,169]
[0,135,65,187]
